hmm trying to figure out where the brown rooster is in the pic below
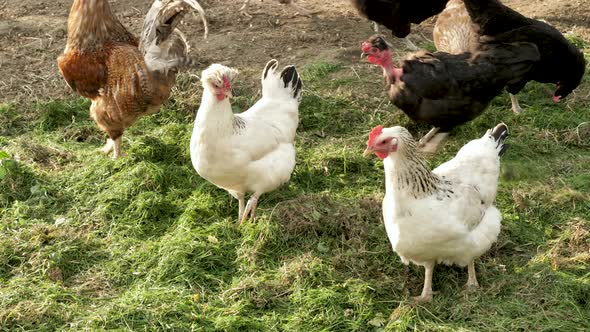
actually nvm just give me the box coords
[57,0,208,158]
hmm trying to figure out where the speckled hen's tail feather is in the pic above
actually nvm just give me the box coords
[490,122,509,156]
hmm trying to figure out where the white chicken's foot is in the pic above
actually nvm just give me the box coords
[99,138,114,155]
[240,195,259,224]
[112,137,123,159]
[466,261,479,288]
[510,93,523,114]
[420,132,449,154]
[413,262,435,303]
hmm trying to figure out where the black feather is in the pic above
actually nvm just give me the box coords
[352,0,449,37]
[263,59,278,79]
[490,123,509,156]
[280,65,302,99]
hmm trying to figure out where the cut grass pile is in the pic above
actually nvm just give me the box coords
[0,56,589,331]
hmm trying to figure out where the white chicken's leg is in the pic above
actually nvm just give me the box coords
[112,137,122,159]
[466,261,479,288]
[510,93,523,114]
[240,195,259,224]
[100,138,114,155]
[414,262,435,302]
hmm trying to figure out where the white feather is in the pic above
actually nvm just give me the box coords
[190,60,300,200]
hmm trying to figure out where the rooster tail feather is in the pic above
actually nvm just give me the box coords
[140,0,207,74]
[488,122,509,156]
[261,59,303,101]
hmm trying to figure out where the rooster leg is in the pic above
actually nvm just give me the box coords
[466,261,479,288]
[239,0,253,18]
[240,195,259,224]
[510,93,523,114]
[414,262,435,302]
[112,137,123,159]
[99,139,114,155]
[418,127,440,147]
[419,132,449,154]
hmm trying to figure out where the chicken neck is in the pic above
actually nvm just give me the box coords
[65,0,137,52]
[384,144,442,200]
[194,89,235,137]
[376,51,403,85]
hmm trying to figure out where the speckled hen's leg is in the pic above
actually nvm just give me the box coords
[414,262,435,302]
[466,261,479,288]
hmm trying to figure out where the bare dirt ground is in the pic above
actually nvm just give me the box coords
[0,0,589,103]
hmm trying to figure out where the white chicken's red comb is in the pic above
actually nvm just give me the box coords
[367,125,384,146]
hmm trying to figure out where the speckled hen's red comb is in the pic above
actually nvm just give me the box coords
[367,125,384,146]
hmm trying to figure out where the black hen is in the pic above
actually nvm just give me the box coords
[352,0,449,38]
[463,0,586,102]
[361,35,540,151]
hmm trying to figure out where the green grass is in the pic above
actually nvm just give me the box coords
[1,57,589,331]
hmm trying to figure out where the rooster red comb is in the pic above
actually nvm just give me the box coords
[367,125,384,146]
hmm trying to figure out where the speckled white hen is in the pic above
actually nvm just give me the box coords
[364,123,508,302]
[190,60,302,223]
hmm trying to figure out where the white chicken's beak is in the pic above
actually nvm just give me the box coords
[363,147,373,157]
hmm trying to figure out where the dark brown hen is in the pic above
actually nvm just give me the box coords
[352,0,450,38]
[362,35,539,151]
[463,0,586,102]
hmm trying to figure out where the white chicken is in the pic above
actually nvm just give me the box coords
[364,123,508,302]
[190,59,302,223]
